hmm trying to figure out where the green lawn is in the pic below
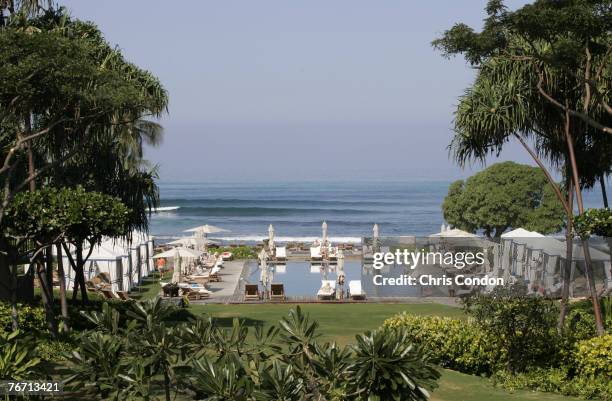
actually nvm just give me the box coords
[432,369,583,401]
[185,303,585,401]
[190,302,464,345]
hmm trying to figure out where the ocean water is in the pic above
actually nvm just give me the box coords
[149,180,607,243]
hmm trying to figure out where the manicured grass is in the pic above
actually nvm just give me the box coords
[190,302,464,344]
[433,369,583,401]
[130,271,172,300]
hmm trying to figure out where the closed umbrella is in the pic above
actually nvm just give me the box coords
[172,248,182,283]
[268,224,275,251]
[373,224,380,251]
[322,221,328,246]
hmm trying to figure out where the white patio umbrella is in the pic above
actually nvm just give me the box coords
[322,221,328,246]
[152,247,201,259]
[268,224,275,251]
[184,224,229,252]
[168,237,216,248]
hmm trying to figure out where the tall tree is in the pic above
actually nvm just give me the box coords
[434,0,611,334]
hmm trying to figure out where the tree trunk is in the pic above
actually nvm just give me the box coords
[600,176,609,208]
[559,180,574,332]
[56,243,69,332]
[564,110,605,336]
[74,244,88,304]
[1,237,19,331]
[45,245,53,304]
[24,115,36,192]
[163,369,171,401]
[36,259,57,337]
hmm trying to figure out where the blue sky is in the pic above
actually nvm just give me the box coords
[61,0,538,181]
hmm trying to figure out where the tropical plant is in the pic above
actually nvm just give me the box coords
[60,301,441,401]
[0,330,40,380]
[351,328,441,401]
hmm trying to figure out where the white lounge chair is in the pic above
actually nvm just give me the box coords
[178,282,212,294]
[348,280,366,300]
[275,246,287,261]
[328,246,338,262]
[310,246,322,261]
[317,280,336,300]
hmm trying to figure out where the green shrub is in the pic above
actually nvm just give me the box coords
[576,334,612,378]
[35,339,75,362]
[462,286,561,372]
[0,302,47,334]
[213,246,256,259]
[492,368,612,401]
[383,313,496,375]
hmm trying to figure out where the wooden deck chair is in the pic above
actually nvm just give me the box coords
[244,284,260,301]
[270,283,285,301]
[116,291,132,301]
[100,288,121,300]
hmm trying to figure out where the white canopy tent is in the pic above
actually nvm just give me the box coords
[60,230,154,292]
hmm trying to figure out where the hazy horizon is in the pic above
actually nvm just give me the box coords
[62,0,565,182]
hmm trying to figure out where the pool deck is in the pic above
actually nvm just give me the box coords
[202,260,247,300]
[193,259,460,306]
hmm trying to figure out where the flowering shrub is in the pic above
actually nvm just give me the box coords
[576,334,612,378]
[383,314,497,375]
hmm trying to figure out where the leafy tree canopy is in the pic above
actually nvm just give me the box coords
[574,208,612,238]
[433,0,612,136]
[442,162,565,237]
[4,186,130,245]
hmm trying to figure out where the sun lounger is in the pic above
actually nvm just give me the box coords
[116,290,133,301]
[275,247,287,261]
[275,264,286,274]
[310,246,322,261]
[270,283,285,301]
[221,251,233,261]
[328,246,338,262]
[317,280,336,300]
[244,284,260,301]
[160,282,180,298]
[348,280,366,300]
[181,287,210,301]
[178,282,211,293]
[100,288,121,300]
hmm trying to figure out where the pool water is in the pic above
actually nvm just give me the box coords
[246,260,421,297]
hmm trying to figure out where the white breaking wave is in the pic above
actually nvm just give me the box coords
[213,235,362,244]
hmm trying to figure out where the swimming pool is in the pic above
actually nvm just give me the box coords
[246,260,422,297]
